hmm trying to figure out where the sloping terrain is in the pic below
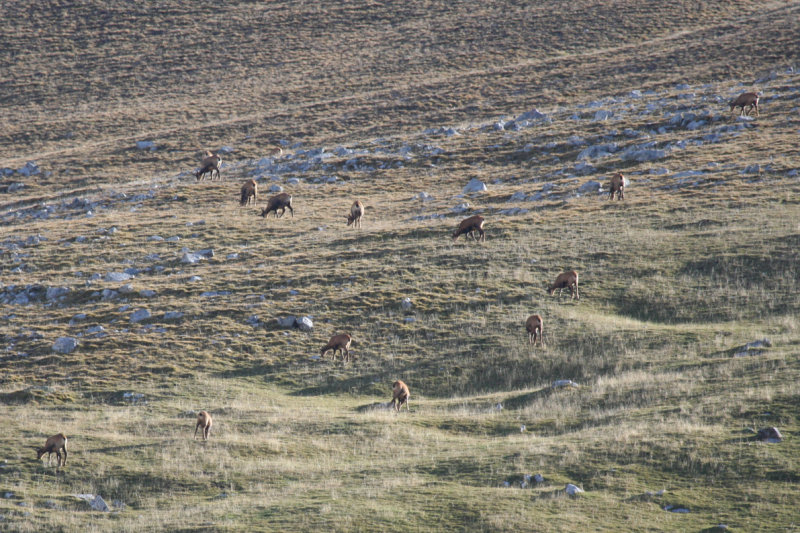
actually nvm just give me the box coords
[1,1,799,531]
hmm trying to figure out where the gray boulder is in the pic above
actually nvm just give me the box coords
[756,427,782,442]
[462,178,487,193]
[297,316,314,332]
[130,309,151,323]
[578,181,601,194]
[53,337,78,354]
[105,272,133,282]
[276,316,297,328]
[565,484,584,496]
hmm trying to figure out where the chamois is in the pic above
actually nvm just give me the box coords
[608,172,625,200]
[260,192,294,218]
[729,92,760,117]
[240,179,257,206]
[525,314,544,347]
[452,215,485,242]
[347,200,364,229]
[194,411,213,440]
[35,433,68,467]
[195,151,221,181]
[320,334,352,362]
[391,380,410,412]
[548,270,579,300]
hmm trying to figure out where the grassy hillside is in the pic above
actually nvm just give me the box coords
[1,1,799,531]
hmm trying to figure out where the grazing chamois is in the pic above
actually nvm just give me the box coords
[195,151,222,181]
[260,192,294,218]
[347,200,364,229]
[608,172,625,200]
[320,334,352,362]
[548,270,579,300]
[194,411,213,440]
[35,433,68,467]
[240,179,257,206]
[452,215,485,242]
[729,92,759,117]
[391,380,410,412]
[525,314,544,347]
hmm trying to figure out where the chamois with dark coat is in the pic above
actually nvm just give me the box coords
[347,200,364,229]
[320,334,352,362]
[35,433,68,467]
[260,192,294,218]
[548,270,579,300]
[452,215,485,242]
[525,314,544,347]
[608,172,625,200]
[240,179,257,206]
[729,92,760,117]
[195,151,221,181]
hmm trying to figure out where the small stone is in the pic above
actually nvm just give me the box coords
[463,178,487,193]
[105,272,132,282]
[756,427,782,442]
[53,337,78,353]
[130,309,151,323]
[565,484,584,496]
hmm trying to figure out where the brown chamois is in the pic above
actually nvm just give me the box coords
[608,172,625,201]
[548,270,579,300]
[729,92,760,117]
[240,179,257,206]
[391,380,410,412]
[525,314,544,347]
[194,411,213,440]
[260,192,294,218]
[195,151,222,181]
[320,333,352,362]
[347,200,364,229]
[35,433,68,467]
[452,215,485,242]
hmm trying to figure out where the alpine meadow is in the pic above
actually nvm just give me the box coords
[1,1,799,531]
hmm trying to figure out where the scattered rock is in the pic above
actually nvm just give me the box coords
[297,316,314,332]
[52,337,78,354]
[756,427,782,443]
[516,108,549,122]
[136,141,157,151]
[621,148,667,162]
[401,298,413,310]
[181,253,204,264]
[593,109,613,121]
[277,316,297,328]
[664,504,690,513]
[164,311,184,320]
[122,392,145,404]
[577,143,618,160]
[734,338,771,357]
[578,180,601,194]
[462,178,487,193]
[130,309,151,323]
[565,484,584,496]
[69,313,87,325]
[552,379,579,389]
[105,272,133,282]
